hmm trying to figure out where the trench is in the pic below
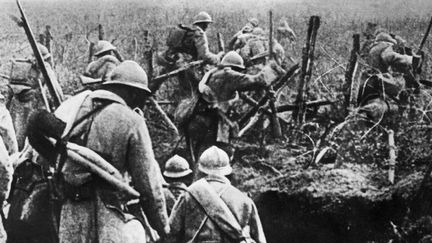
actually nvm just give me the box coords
[254,190,409,243]
[252,175,432,243]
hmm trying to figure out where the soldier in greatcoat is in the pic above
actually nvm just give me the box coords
[166,146,266,243]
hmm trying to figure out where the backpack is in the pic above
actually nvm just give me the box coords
[166,24,196,56]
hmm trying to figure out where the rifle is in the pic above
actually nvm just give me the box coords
[267,10,283,138]
[418,16,432,54]
[293,15,320,124]
[13,0,63,109]
[245,52,269,67]
[149,60,204,92]
[0,74,10,80]
[148,97,179,136]
[217,33,225,53]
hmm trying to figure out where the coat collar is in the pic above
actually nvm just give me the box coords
[90,89,127,106]
[205,174,231,185]
[168,182,188,190]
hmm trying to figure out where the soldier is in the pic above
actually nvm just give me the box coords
[237,27,267,60]
[167,146,266,243]
[162,155,192,214]
[183,51,283,158]
[27,61,170,242]
[82,40,120,84]
[0,95,18,156]
[153,11,223,96]
[0,96,16,243]
[276,18,296,43]
[360,26,407,59]
[236,28,286,70]
[7,43,64,150]
[358,32,421,120]
[228,18,259,50]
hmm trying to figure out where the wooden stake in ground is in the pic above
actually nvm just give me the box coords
[44,25,53,52]
[98,23,104,40]
[267,10,283,138]
[143,30,154,79]
[388,129,397,184]
[217,33,225,53]
[344,34,360,113]
[294,15,320,124]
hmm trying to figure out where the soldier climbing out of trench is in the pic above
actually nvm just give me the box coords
[153,11,224,97]
[236,27,286,71]
[357,32,422,121]
[178,51,284,162]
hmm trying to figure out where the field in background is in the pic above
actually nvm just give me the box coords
[1,0,431,93]
[1,0,432,166]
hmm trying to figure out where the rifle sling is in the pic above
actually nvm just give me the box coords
[188,178,245,242]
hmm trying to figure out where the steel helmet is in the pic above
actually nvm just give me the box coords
[375,33,397,45]
[198,146,232,176]
[103,60,151,93]
[94,40,116,56]
[193,11,213,25]
[221,51,245,69]
[373,28,388,37]
[248,18,259,27]
[163,155,192,178]
[252,27,265,36]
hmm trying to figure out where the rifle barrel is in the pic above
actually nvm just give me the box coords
[16,0,62,108]
[418,16,432,53]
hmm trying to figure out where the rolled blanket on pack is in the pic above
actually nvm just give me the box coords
[27,109,140,198]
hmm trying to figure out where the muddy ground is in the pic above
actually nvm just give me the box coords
[229,143,432,243]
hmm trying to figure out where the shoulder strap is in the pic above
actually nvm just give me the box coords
[198,68,218,103]
[188,178,245,242]
[56,98,113,174]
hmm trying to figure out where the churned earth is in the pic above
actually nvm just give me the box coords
[232,143,432,243]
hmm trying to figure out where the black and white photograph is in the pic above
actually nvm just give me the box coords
[1,0,432,242]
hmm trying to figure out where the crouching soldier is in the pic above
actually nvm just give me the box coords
[163,155,193,214]
[81,40,121,88]
[358,32,421,121]
[166,146,266,243]
[181,51,283,158]
[228,18,259,51]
